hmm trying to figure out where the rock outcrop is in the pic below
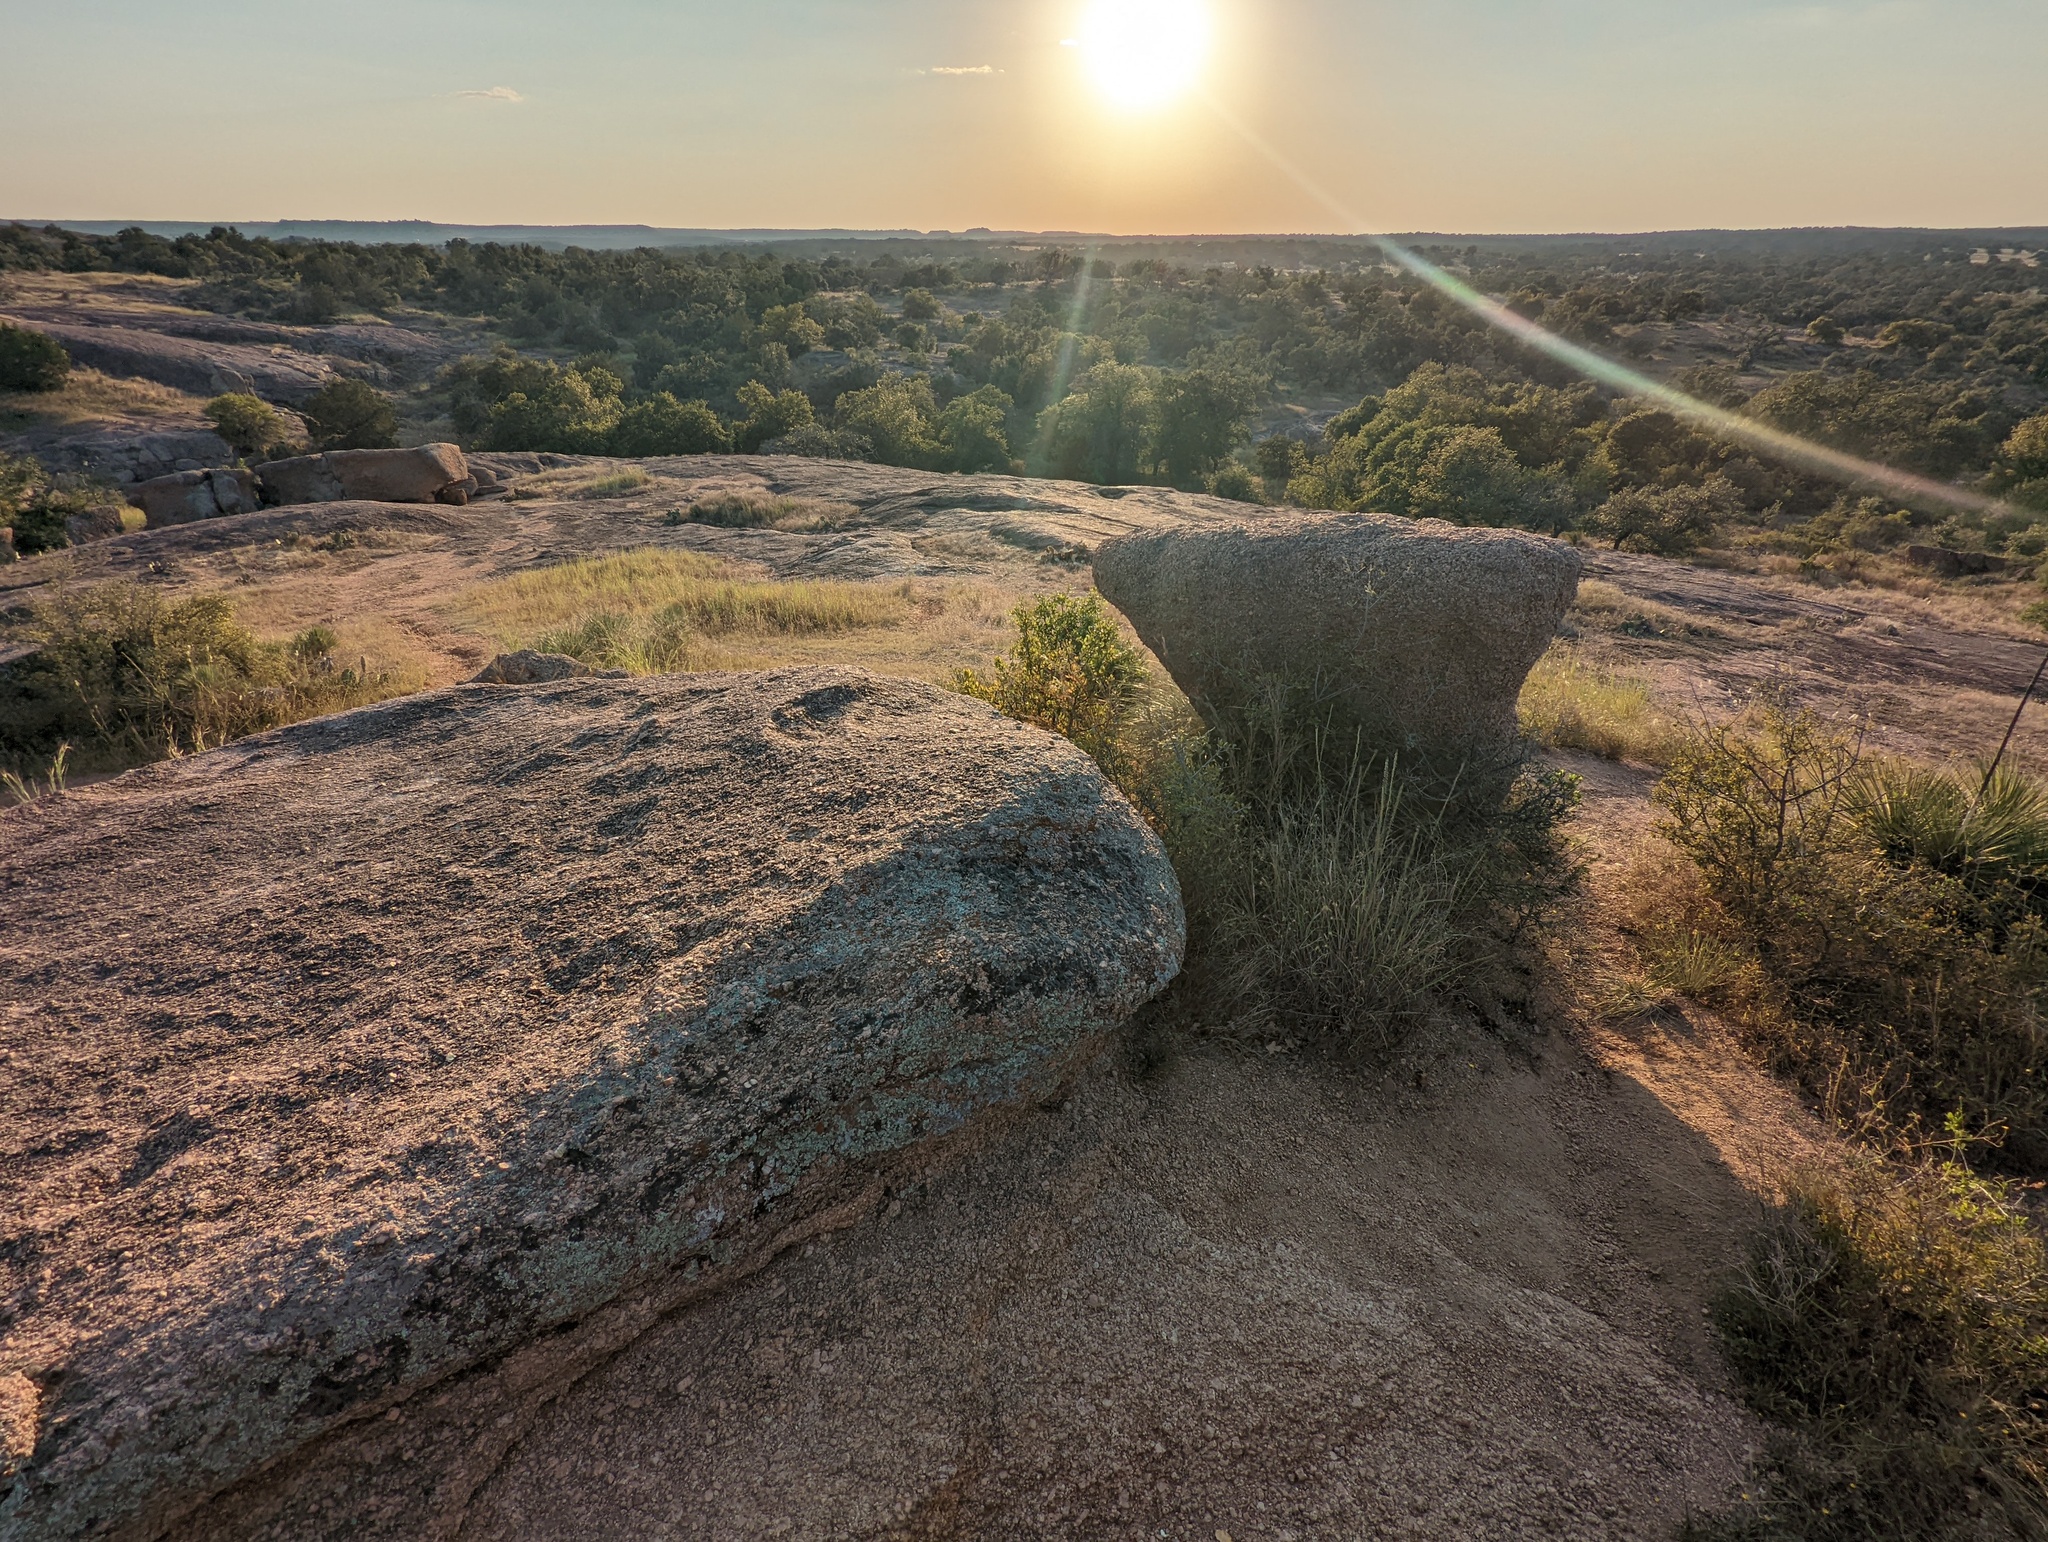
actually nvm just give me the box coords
[1094,512,1581,776]
[255,444,472,506]
[130,466,260,527]
[0,667,1182,1541]
[3,320,339,403]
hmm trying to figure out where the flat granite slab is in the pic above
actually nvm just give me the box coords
[0,667,1183,1540]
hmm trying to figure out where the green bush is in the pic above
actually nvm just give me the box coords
[0,453,127,556]
[302,378,398,451]
[204,392,290,459]
[0,323,69,392]
[1206,462,1263,503]
[608,392,731,456]
[1691,1147,2048,1541]
[733,380,815,454]
[0,583,389,771]
[955,593,1147,777]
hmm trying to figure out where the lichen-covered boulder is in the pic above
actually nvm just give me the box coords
[0,667,1182,1540]
[1094,512,1581,777]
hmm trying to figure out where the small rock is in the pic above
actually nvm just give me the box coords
[469,651,593,686]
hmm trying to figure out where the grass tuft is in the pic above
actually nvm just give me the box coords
[1520,643,1683,764]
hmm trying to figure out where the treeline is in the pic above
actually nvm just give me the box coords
[6,222,2046,546]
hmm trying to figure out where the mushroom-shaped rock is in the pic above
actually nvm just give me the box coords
[0,668,1183,1540]
[1093,512,1581,779]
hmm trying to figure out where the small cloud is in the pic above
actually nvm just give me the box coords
[454,86,524,102]
[928,65,998,75]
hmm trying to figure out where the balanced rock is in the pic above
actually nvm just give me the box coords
[130,467,259,527]
[1094,512,1581,775]
[0,667,1182,1540]
[254,444,470,507]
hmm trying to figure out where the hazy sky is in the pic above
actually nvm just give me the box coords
[5,0,2044,234]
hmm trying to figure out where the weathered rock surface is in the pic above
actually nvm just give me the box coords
[0,667,1181,1541]
[130,467,260,527]
[1094,512,1582,774]
[61,506,125,545]
[2,321,339,404]
[469,650,594,685]
[254,444,469,506]
[13,427,238,487]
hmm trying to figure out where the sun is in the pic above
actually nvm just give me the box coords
[1077,0,1212,113]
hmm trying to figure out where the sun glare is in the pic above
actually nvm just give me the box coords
[1078,0,1212,112]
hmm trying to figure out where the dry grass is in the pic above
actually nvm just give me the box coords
[674,491,856,531]
[507,466,667,501]
[0,368,209,431]
[1571,578,1718,639]
[446,548,921,675]
[1520,644,1684,765]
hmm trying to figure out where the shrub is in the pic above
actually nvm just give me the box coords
[1692,1147,2048,1541]
[0,323,69,392]
[204,393,289,459]
[0,583,395,771]
[302,378,398,451]
[1653,703,2048,1164]
[954,593,1147,778]
[1206,462,1264,504]
[1586,478,1741,555]
[0,454,129,557]
[608,393,731,457]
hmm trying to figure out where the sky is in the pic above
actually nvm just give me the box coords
[3,0,2045,235]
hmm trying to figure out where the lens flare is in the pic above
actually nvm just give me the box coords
[1200,96,2017,519]
[1079,0,1212,112]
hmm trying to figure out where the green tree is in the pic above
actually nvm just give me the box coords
[734,380,815,453]
[1585,478,1741,554]
[608,393,732,456]
[302,379,399,451]
[1806,315,1845,346]
[834,375,944,468]
[1152,366,1262,489]
[482,364,619,454]
[937,385,1015,473]
[203,393,289,459]
[1410,427,1561,528]
[901,288,942,322]
[0,323,70,392]
[1035,363,1156,485]
[757,304,825,358]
